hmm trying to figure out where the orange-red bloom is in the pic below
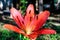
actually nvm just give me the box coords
[4,4,56,40]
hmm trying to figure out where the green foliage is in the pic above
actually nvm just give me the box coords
[20,0,28,14]
[36,34,60,40]
[0,30,30,40]
[0,30,19,40]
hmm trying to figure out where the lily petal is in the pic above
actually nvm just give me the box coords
[10,8,25,30]
[38,28,56,34]
[4,24,25,35]
[24,4,35,26]
[34,11,50,31]
[24,4,35,34]
[28,32,38,39]
[29,12,43,32]
[29,11,50,31]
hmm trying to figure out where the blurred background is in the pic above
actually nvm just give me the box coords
[0,0,60,40]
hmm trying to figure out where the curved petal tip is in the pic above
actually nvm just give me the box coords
[39,28,56,34]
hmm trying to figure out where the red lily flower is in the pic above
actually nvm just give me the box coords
[4,4,56,40]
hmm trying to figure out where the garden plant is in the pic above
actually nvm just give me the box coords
[4,4,56,40]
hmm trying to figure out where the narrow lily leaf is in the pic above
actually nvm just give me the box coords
[4,24,25,35]
[38,28,56,34]
[34,11,50,31]
[10,8,25,30]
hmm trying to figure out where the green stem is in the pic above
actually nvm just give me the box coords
[19,34,22,40]
[23,36,29,40]
[19,34,29,40]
